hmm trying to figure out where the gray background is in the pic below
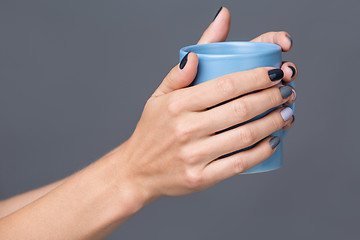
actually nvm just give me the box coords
[0,0,359,239]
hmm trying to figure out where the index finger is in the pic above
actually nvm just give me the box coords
[251,31,293,52]
[179,67,284,111]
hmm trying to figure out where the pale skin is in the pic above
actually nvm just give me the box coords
[0,7,298,239]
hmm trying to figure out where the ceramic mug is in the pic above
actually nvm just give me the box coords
[179,41,295,173]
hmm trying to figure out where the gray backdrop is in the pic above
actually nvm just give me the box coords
[1,0,359,239]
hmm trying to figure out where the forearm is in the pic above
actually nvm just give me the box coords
[0,143,150,240]
[0,178,68,218]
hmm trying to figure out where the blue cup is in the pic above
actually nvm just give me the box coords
[179,41,295,173]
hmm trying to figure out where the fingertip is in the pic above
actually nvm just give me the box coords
[283,115,295,131]
[269,136,281,150]
[288,65,296,78]
[211,6,231,37]
[176,52,199,86]
[282,33,293,52]
[179,52,190,70]
[220,6,231,21]
[213,6,231,23]
[198,6,231,44]
[188,52,199,64]
[274,32,292,52]
[281,62,297,83]
[281,64,293,82]
[291,88,296,101]
[179,52,198,70]
[286,36,293,49]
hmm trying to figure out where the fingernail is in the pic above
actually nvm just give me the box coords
[179,52,190,70]
[280,107,293,121]
[279,86,293,99]
[269,136,281,149]
[287,36,293,48]
[268,69,284,81]
[288,66,296,78]
[213,6,223,21]
[291,115,295,124]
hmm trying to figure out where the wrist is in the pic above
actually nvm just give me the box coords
[0,142,155,240]
[98,140,155,217]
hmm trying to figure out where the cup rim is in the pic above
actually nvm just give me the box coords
[180,41,281,58]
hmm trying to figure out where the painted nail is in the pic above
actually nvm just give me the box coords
[213,7,223,21]
[179,52,190,69]
[291,115,295,124]
[269,136,281,149]
[288,66,296,78]
[279,86,293,99]
[287,36,293,48]
[280,107,293,121]
[268,69,284,81]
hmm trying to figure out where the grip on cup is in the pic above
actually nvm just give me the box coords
[282,81,295,138]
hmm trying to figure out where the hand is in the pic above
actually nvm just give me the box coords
[0,7,298,240]
[115,7,297,202]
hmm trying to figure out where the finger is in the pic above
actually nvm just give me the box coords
[284,85,296,105]
[203,136,281,184]
[251,31,293,52]
[200,85,294,134]
[152,52,198,97]
[281,61,298,83]
[197,107,293,162]
[283,115,295,131]
[197,7,231,44]
[152,6,231,98]
[180,67,284,111]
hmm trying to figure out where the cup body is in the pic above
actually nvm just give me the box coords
[179,41,295,173]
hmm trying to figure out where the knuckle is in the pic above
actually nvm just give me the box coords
[252,68,269,87]
[247,68,259,82]
[233,155,248,174]
[232,99,249,119]
[180,146,205,165]
[238,127,256,146]
[174,122,193,143]
[166,95,185,116]
[270,114,285,129]
[217,77,236,96]
[269,89,282,106]
[177,147,190,163]
[184,169,204,188]
[167,101,180,116]
[174,119,201,143]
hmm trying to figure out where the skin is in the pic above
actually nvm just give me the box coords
[0,7,298,239]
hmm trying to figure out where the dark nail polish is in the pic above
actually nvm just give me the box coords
[269,136,281,149]
[279,86,293,99]
[268,69,284,81]
[291,115,295,124]
[213,7,223,21]
[287,36,293,48]
[179,52,190,69]
[288,66,296,78]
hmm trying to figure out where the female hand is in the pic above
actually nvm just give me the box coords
[113,7,298,201]
[117,40,297,201]
[119,61,295,200]
[0,7,298,240]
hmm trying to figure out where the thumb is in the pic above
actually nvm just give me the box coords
[152,52,198,97]
[197,6,231,44]
[152,6,230,97]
